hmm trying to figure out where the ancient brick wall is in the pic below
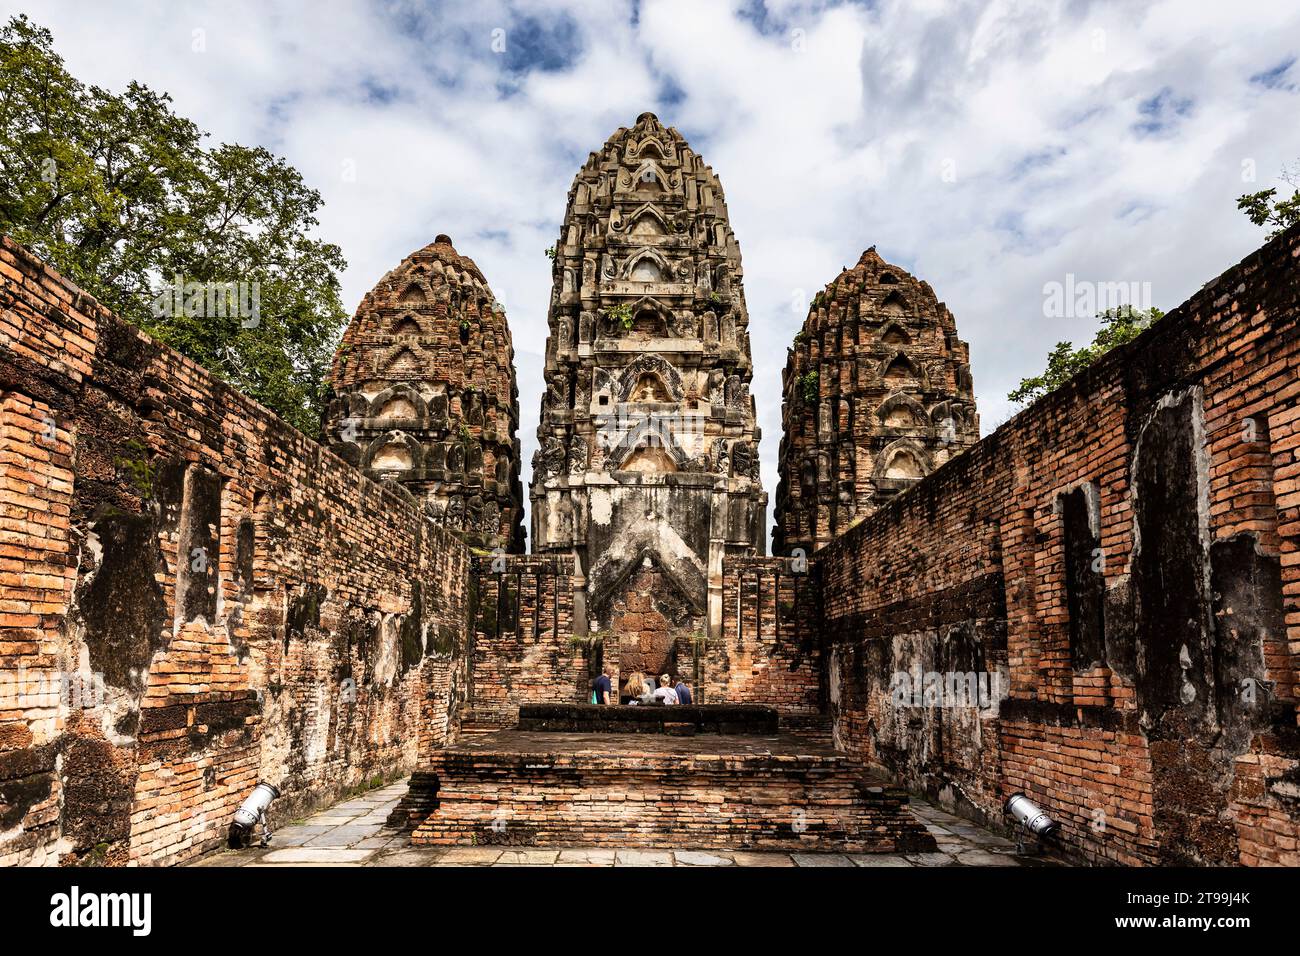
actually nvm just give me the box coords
[0,237,471,867]
[686,556,823,723]
[610,563,705,685]
[465,554,584,727]
[811,224,1300,866]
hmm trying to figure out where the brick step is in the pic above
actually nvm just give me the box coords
[458,724,508,738]
[406,730,937,853]
[385,771,439,830]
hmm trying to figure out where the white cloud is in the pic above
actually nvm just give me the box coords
[9,0,1300,542]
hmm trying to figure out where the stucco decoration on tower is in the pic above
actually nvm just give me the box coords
[325,235,524,552]
[774,247,979,555]
[531,112,767,668]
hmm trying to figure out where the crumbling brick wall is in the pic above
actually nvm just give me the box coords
[810,224,1300,865]
[465,554,583,728]
[689,556,823,724]
[0,237,471,866]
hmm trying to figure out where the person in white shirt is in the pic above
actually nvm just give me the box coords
[652,673,679,705]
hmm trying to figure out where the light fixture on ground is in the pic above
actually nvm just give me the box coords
[229,781,280,848]
[1005,792,1060,855]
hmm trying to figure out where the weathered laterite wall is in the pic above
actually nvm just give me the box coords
[683,556,823,725]
[814,224,1300,866]
[464,554,584,728]
[0,237,471,866]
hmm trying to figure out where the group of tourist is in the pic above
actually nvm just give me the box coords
[590,666,692,706]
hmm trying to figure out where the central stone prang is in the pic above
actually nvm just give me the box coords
[529,111,768,676]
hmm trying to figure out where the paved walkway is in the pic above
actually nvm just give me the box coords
[188,778,1065,867]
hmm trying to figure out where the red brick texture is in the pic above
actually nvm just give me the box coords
[686,556,823,726]
[464,554,585,729]
[408,730,935,853]
[0,237,471,866]
[808,224,1300,866]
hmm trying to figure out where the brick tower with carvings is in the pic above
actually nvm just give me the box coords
[530,112,767,676]
[324,235,524,552]
[773,247,979,555]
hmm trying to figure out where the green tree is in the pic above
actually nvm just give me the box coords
[1238,164,1300,239]
[1008,305,1164,407]
[0,15,346,433]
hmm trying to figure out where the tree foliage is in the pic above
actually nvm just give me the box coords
[1008,305,1165,407]
[1238,164,1300,239]
[0,15,346,433]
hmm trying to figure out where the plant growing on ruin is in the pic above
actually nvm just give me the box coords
[544,246,557,260]
[77,842,110,866]
[1008,305,1165,407]
[798,370,819,403]
[569,631,609,650]
[1238,162,1300,239]
[0,15,348,436]
[605,303,634,330]
[113,439,154,497]
[678,628,710,653]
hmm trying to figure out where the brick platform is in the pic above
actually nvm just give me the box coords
[405,731,937,853]
[516,703,779,735]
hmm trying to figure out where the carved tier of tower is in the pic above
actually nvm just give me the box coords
[531,112,767,662]
[773,247,979,555]
[324,235,524,552]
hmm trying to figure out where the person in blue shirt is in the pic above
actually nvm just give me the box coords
[592,665,613,705]
[674,675,693,705]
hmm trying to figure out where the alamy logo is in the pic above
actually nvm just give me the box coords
[49,886,152,937]
[1042,273,1152,318]
[891,669,1007,709]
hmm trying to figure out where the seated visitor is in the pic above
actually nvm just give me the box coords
[673,675,692,705]
[638,673,656,705]
[592,665,613,705]
[652,673,679,705]
[623,670,645,705]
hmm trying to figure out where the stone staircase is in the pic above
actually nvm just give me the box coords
[402,725,936,854]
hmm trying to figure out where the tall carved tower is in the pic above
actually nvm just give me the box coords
[774,247,978,555]
[531,112,767,671]
[324,235,524,552]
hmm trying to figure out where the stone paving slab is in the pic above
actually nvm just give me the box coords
[187,778,1065,868]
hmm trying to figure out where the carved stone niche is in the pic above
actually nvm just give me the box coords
[465,392,484,426]
[730,440,753,480]
[426,442,447,472]
[543,435,566,478]
[567,434,588,474]
[446,442,466,475]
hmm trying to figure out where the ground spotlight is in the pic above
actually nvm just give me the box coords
[229,781,280,849]
[1005,792,1060,854]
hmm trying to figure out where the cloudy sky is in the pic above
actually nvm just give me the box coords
[10,0,1300,539]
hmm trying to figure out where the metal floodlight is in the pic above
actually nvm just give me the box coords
[229,781,280,849]
[1005,792,1060,854]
